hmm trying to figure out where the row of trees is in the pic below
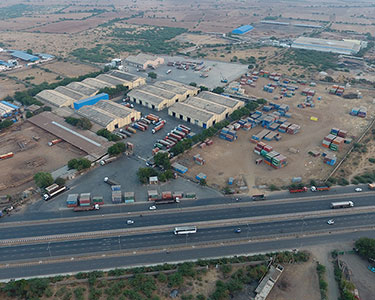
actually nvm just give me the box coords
[108,142,126,156]
[97,84,128,98]
[96,128,121,142]
[65,116,92,130]
[67,158,92,171]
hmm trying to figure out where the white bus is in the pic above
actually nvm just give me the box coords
[174,226,197,235]
[331,201,354,209]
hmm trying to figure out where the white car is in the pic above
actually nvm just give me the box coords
[327,219,335,225]
[126,220,134,225]
[149,206,157,210]
[355,188,362,192]
[310,186,316,192]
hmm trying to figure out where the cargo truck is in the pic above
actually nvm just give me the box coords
[43,184,67,201]
[368,183,375,190]
[74,204,100,212]
[311,186,330,192]
[251,194,266,200]
[154,198,180,205]
[152,121,165,134]
[48,138,62,146]
[146,114,160,123]
[104,177,120,186]
[289,187,308,193]
[331,201,354,209]
[100,157,117,166]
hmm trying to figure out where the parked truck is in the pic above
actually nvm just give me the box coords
[48,139,62,146]
[133,122,146,131]
[289,187,308,193]
[154,191,180,204]
[100,156,117,166]
[104,177,120,186]
[311,186,330,192]
[43,184,67,201]
[152,121,165,134]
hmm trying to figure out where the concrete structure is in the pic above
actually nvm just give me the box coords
[124,53,164,70]
[168,91,244,128]
[254,265,284,300]
[35,90,75,108]
[76,100,140,132]
[66,82,98,97]
[232,25,254,35]
[292,37,362,55]
[128,80,199,111]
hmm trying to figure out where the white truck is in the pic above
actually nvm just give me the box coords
[331,201,354,209]
[43,184,67,201]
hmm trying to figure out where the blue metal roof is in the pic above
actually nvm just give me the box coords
[232,25,254,35]
[0,60,11,67]
[11,50,39,62]
[1,100,19,110]
[36,53,55,59]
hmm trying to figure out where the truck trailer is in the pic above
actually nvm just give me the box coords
[104,177,120,186]
[43,184,67,201]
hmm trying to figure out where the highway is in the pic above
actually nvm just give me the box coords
[1,212,374,263]
[1,193,374,239]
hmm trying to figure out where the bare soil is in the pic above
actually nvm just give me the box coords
[43,61,100,78]
[0,76,26,98]
[0,122,85,195]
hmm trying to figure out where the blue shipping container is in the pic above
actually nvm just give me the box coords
[74,93,109,110]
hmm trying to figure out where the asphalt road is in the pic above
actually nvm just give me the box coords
[1,212,374,264]
[1,193,374,239]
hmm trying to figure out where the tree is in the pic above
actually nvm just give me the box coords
[148,72,157,79]
[212,87,224,94]
[154,152,171,170]
[67,158,91,171]
[26,111,33,118]
[108,142,126,156]
[137,167,158,184]
[199,85,209,91]
[54,177,66,186]
[26,49,33,54]
[355,237,375,259]
[34,172,54,188]
[0,119,14,130]
[189,82,197,87]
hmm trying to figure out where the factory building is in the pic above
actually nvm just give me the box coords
[76,100,140,132]
[127,80,199,111]
[55,86,86,101]
[107,70,146,88]
[0,100,20,118]
[291,37,362,55]
[168,92,244,128]
[232,25,254,35]
[10,50,39,62]
[73,93,109,110]
[82,78,113,89]
[65,82,98,97]
[124,53,164,70]
[35,90,75,108]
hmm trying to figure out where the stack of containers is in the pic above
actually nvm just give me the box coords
[278,122,291,133]
[233,123,242,130]
[243,122,252,130]
[336,86,345,96]
[162,191,173,200]
[330,136,345,151]
[111,185,122,204]
[264,151,280,167]
[66,194,79,207]
[268,123,279,131]
[185,192,196,199]
[193,154,205,165]
[262,115,276,128]
[262,105,273,112]
[254,142,268,155]
[350,107,359,116]
[272,154,287,169]
[196,173,207,181]
[220,127,237,142]
[173,192,183,200]
[148,190,158,201]
[79,193,91,207]
[287,124,300,135]
[172,162,188,174]
[124,192,135,203]
[324,153,337,166]
[301,88,315,96]
[92,196,104,205]
[264,131,278,141]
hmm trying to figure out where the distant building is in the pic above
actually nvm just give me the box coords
[124,53,164,70]
[10,50,39,62]
[291,37,362,55]
[232,25,254,35]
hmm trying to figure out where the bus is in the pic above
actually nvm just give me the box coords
[331,201,354,209]
[174,226,197,235]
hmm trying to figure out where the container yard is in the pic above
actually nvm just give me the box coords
[174,70,373,191]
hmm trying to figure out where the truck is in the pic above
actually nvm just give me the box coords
[133,122,146,131]
[152,121,165,134]
[104,177,120,186]
[74,204,100,212]
[0,152,14,160]
[100,156,117,166]
[251,194,266,200]
[368,183,375,190]
[311,186,330,192]
[331,201,354,209]
[154,198,180,205]
[48,138,62,146]
[173,129,186,138]
[289,187,308,193]
[168,133,182,141]
[146,114,160,123]
[43,184,67,201]
[137,121,149,130]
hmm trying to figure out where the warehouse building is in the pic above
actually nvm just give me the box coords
[232,25,254,35]
[66,82,98,97]
[55,86,86,101]
[35,90,75,108]
[124,53,164,70]
[168,92,244,128]
[96,74,132,87]
[76,100,140,132]
[74,93,109,110]
[291,37,362,55]
[107,70,146,88]
[82,78,113,89]
[128,80,199,111]
[10,50,39,62]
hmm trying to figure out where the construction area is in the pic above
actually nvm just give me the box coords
[0,121,85,195]
[173,71,374,192]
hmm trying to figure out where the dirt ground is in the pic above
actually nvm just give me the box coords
[268,258,320,300]
[340,253,375,300]
[177,78,373,192]
[0,122,85,195]
[11,67,60,85]
[43,61,100,78]
[0,76,26,98]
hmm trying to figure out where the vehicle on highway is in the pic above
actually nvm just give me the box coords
[289,187,308,193]
[149,205,157,210]
[327,219,335,225]
[355,187,362,192]
[251,194,266,200]
[235,228,242,233]
[126,220,134,225]
[174,226,197,235]
[104,177,119,186]
[311,186,330,192]
[331,201,354,209]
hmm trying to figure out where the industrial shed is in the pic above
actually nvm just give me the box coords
[35,90,75,108]
[154,80,199,99]
[96,74,131,87]
[291,37,362,55]
[74,93,109,110]
[76,100,140,132]
[82,78,114,89]
[55,86,86,101]
[168,92,244,128]
[124,53,164,70]
[108,70,146,89]
[232,25,254,35]
[11,50,39,62]
[128,89,166,111]
[66,82,98,97]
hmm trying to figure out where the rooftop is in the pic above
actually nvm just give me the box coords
[128,89,166,106]
[169,102,214,123]
[232,25,254,34]
[292,37,361,54]
[94,100,133,118]
[77,106,116,127]
[125,53,160,65]
[55,86,86,101]
[138,85,177,100]
[198,91,241,108]
[66,82,98,96]
[82,78,113,89]
[108,70,138,82]
[154,81,188,95]
[11,50,39,61]
[185,97,226,115]
[96,74,128,86]
[36,90,73,107]
[165,80,200,93]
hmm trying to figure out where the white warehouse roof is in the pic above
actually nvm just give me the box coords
[291,37,362,55]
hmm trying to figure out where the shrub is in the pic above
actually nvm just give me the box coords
[67,158,91,171]
[108,142,126,156]
[97,128,121,142]
[34,172,54,188]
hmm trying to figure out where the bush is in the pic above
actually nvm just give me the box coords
[34,172,54,188]
[154,152,171,170]
[65,117,92,130]
[1,278,50,299]
[0,119,14,130]
[212,87,224,94]
[108,142,126,156]
[97,128,121,142]
[148,72,157,79]
[369,158,375,164]
[54,177,66,186]
[26,111,33,118]
[355,237,375,260]
[137,167,158,184]
[67,158,91,171]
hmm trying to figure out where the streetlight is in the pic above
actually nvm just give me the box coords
[47,242,52,258]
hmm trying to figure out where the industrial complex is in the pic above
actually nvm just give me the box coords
[124,53,164,70]
[291,37,362,55]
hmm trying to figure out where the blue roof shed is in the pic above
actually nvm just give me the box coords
[74,93,109,110]
[0,60,11,67]
[36,53,55,59]
[11,50,39,62]
[1,100,19,110]
[232,25,254,35]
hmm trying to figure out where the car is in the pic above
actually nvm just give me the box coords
[355,188,362,192]
[327,219,335,225]
[310,186,316,192]
[126,220,134,225]
[235,228,242,233]
[149,206,156,210]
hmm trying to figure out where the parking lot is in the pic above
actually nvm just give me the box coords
[125,55,248,89]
